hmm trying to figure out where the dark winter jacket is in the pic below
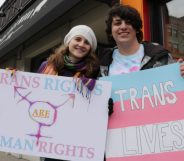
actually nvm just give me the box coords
[98,41,174,76]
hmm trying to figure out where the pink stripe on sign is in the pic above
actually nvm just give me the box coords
[108,91,184,129]
[107,151,184,161]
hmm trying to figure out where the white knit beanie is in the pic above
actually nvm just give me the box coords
[64,25,97,52]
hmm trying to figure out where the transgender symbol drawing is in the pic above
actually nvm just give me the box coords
[14,86,75,145]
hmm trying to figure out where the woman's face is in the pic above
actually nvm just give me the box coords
[68,35,91,62]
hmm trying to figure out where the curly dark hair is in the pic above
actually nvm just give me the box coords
[106,4,143,45]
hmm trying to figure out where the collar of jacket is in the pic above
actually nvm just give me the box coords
[142,41,169,58]
[99,41,170,76]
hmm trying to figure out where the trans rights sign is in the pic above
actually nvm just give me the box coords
[100,63,184,161]
[0,69,111,161]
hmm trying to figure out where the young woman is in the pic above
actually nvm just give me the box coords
[38,25,99,161]
[38,25,99,100]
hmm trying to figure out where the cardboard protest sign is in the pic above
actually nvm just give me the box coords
[0,69,111,161]
[101,63,184,161]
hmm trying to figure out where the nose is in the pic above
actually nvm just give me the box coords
[120,20,127,29]
[78,40,85,47]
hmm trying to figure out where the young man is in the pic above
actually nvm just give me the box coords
[99,4,184,76]
[100,4,184,161]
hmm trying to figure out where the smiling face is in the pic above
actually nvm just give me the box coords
[111,16,137,46]
[68,35,91,62]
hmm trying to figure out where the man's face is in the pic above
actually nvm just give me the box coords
[111,16,137,45]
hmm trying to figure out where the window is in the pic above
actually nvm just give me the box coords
[173,43,178,49]
[182,31,184,40]
[172,29,177,37]
[162,0,184,58]
[167,27,172,36]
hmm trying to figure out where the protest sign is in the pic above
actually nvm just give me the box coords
[0,69,111,161]
[101,63,184,161]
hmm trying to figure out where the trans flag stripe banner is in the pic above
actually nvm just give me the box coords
[100,63,184,161]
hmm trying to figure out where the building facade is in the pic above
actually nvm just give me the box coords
[0,0,117,72]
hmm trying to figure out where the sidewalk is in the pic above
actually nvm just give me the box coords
[0,152,41,161]
[0,152,28,161]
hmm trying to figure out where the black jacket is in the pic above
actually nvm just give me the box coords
[98,41,174,76]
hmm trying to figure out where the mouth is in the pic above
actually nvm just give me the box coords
[75,46,86,53]
[118,32,129,37]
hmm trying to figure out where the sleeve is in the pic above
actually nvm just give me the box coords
[37,61,48,73]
